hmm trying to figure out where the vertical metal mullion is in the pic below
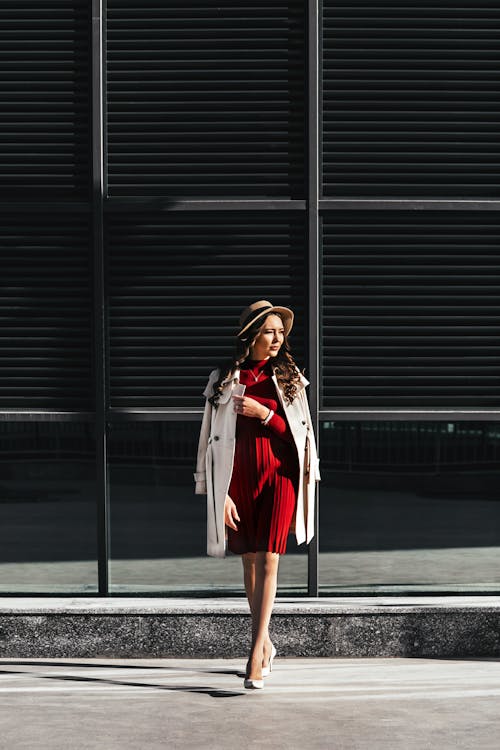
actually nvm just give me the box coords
[307,0,320,597]
[92,0,109,595]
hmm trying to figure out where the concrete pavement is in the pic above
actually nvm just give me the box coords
[0,656,498,749]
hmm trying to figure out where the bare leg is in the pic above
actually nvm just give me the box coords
[246,551,280,680]
[242,552,256,615]
[242,553,273,672]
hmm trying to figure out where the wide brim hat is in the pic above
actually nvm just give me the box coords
[237,299,294,339]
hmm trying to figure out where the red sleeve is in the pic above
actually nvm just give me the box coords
[266,412,294,443]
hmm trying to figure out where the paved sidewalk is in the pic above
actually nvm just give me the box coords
[0,657,498,749]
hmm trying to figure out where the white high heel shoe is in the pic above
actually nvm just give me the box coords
[244,654,265,689]
[261,644,277,678]
[244,677,264,689]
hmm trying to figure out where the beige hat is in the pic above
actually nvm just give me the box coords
[237,299,294,339]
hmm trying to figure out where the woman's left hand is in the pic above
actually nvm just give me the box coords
[232,394,268,420]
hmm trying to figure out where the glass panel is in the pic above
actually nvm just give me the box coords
[319,421,500,594]
[109,421,307,594]
[0,422,97,593]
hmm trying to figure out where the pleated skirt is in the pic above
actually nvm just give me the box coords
[226,430,299,555]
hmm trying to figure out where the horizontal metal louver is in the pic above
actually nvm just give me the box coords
[0,210,94,409]
[322,211,500,407]
[322,1,500,197]
[0,1,91,199]
[105,210,307,407]
[106,1,307,198]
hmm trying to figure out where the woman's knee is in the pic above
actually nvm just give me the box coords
[258,551,280,576]
[242,552,256,570]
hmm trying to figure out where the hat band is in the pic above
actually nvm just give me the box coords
[239,304,273,333]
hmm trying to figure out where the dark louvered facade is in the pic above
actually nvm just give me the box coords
[1,1,499,595]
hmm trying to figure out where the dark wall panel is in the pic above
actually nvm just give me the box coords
[0,1,92,199]
[322,1,500,197]
[105,210,308,407]
[0,210,94,409]
[106,1,307,198]
[322,210,500,407]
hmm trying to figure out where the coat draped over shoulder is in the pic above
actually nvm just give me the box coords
[194,366,320,558]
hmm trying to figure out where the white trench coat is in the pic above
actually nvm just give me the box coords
[194,366,321,558]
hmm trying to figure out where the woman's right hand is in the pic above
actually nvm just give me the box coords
[224,494,240,531]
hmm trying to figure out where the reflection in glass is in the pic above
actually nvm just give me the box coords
[319,422,500,593]
[0,422,97,592]
[108,421,306,594]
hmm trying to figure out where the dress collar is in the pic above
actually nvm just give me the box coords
[221,365,308,392]
[243,358,270,372]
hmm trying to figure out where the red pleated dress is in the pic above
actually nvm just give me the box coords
[227,358,299,555]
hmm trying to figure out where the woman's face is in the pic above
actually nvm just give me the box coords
[250,314,285,359]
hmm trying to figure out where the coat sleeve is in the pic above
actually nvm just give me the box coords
[193,370,218,494]
[299,388,321,482]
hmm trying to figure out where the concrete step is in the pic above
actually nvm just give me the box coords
[0,596,499,658]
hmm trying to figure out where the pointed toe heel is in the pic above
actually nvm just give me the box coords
[244,678,264,689]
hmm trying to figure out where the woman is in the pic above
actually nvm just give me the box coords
[194,300,320,689]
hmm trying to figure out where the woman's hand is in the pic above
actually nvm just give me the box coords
[224,494,240,531]
[232,394,269,420]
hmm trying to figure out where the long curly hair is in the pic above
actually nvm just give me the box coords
[208,312,302,407]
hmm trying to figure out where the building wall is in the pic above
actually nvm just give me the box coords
[0,1,499,594]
